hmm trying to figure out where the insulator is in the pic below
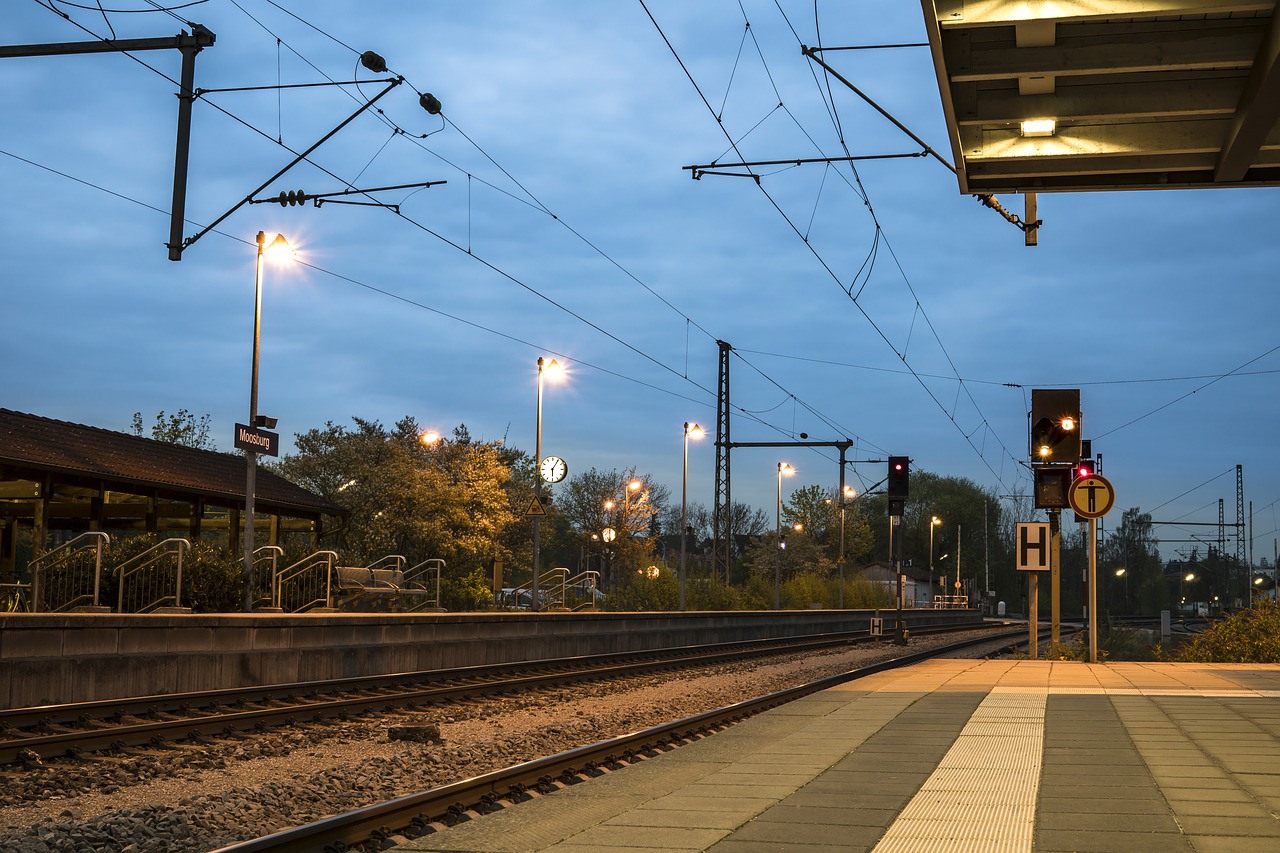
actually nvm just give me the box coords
[419,92,442,115]
[360,51,388,73]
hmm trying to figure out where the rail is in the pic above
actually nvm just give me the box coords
[253,546,284,611]
[116,538,190,613]
[275,551,338,612]
[504,567,569,610]
[25,531,111,612]
[563,570,601,611]
[402,558,444,610]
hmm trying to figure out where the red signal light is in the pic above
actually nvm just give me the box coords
[1076,460,1095,479]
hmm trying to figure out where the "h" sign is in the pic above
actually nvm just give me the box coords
[1016,522,1050,572]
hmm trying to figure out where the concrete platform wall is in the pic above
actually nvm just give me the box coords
[0,609,980,708]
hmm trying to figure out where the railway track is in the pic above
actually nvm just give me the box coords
[208,626,1029,853]
[0,619,995,767]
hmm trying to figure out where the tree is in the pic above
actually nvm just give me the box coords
[1103,508,1167,615]
[740,527,834,589]
[861,470,1005,606]
[272,417,519,583]
[782,485,873,568]
[550,467,667,590]
[131,409,214,449]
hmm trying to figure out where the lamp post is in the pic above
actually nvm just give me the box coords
[681,423,704,611]
[835,485,855,609]
[243,231,292,612]
[1115,567,1128,611]
[532,356,561,612]
[775,462,794,610]
[929,515,941,609]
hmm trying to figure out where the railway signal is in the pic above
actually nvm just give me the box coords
[1030,389,1081,463]
[887,456,909,517]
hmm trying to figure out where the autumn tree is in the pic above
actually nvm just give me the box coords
[272,418,521,592]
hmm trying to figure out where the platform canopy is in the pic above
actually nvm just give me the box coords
[920,0,1280,194]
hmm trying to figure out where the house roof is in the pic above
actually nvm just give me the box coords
[921,1,1280,194]
[0,409,340,517]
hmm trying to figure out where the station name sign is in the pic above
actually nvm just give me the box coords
[234,423,279,457]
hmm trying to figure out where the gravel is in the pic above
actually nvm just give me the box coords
[0,631,994,852]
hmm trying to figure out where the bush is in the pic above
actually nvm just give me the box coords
[782,572,831,610]
[441,567,493,611]
[684,578,743,611]
[603,568,678,611]
[1176,600,1280,663]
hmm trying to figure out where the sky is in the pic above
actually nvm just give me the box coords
[2,0,1278,566]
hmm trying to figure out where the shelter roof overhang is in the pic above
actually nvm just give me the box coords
[920,0,1280,194]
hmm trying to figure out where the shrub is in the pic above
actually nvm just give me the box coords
[1177,600,1280,663]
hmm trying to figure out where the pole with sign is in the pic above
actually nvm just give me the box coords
[1017,522,1050,658]
[1069,473,1115,662]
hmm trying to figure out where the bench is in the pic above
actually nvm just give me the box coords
[334,566,436,610]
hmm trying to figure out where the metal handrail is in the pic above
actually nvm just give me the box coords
[116,538,190,613]
[28,531,111,612]
[275,550,338,612]
[508,567,569,610]
[364,554,405,573]
[563,570,601,611]
[403,558,444,610]
[254,546,284,610]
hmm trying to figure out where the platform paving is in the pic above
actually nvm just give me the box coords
[399,660,1280,852]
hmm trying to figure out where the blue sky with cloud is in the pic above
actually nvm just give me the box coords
[3,0,1277,563]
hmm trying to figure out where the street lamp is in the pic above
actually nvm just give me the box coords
[243,230,292,612]
[532,356,562,612]
[837,485,856,609]
[775,462,794,610]
[680,422,704,611]
[1115,567,1128,611]
[929,515,942,609]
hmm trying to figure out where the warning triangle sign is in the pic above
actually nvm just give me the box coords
[525,496,546,517]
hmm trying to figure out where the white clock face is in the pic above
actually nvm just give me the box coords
[540,455,567,483]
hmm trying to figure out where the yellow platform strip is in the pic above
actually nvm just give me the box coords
[872,688,1046,853]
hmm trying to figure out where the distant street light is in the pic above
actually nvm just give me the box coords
[680,422,704,611]
[775,462,794,610]
[929,515,942,609]
[244,231,292,612]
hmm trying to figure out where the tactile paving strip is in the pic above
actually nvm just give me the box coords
[872,689,1046,853]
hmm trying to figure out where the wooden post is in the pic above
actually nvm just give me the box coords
[1029,573,1039,659]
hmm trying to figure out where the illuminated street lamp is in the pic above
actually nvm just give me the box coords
[775,462,794,610]
[1115,567,1128,610]
[680,422,704,611]
[243,231,293,612]
[929,515,942,608]
[532,356,562,611]
[837,485,856,609]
